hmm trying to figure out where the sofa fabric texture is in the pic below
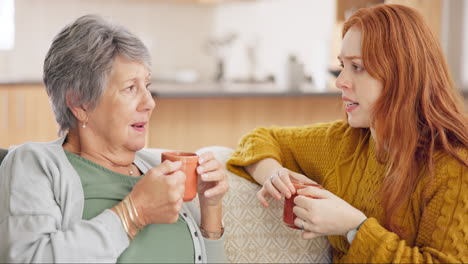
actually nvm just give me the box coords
[148,146,332,263]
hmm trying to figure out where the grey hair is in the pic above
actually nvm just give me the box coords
[43,14,151,135]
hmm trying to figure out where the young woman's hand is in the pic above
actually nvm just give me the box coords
[257,167,317,207]
[292,186,367,239]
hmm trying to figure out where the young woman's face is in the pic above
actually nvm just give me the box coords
[336,27,383,128]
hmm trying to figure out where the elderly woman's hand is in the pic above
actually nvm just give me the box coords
[292,186,367,239]
[196,152,229,207]
[130,160,186,226]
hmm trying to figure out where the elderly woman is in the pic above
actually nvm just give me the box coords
[0,15,228,263]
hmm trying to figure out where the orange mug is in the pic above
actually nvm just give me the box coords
[283,178,323,229]
[161,151,199,202]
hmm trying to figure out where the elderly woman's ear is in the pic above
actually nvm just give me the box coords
[69,105,88,125]
[66,93,89,125]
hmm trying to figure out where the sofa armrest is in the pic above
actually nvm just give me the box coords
[0,148,8,166]
[223,170,331,263]
[145,146,332,263]
[197,146,332,263]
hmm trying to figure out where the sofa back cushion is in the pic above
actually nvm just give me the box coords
[196,146,332,263]
[145,146,332,263]
[224,169,332,263]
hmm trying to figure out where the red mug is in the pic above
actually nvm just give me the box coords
[283,178,323,229]
[161,151,199,202]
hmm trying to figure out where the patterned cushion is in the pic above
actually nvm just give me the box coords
[147,146,332,263]
[196,146,332,263]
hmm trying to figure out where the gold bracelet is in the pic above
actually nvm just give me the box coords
[123,197,141,233]
[115,203,132,240]
[199,226,224,239]
[120,202,136,240]
[128,194,144,228]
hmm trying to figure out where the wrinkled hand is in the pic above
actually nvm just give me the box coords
[293,186,367,239]
[257,167,317,207]
[130,160,186,226]
[196,152,229,207]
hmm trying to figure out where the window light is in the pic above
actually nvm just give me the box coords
[0,0,15,50]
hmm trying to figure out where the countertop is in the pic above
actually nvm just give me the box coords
[149,82,341,97]
[2,80,468,98]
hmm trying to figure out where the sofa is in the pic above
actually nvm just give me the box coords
[0,146,332,263]
[179,146,332,263]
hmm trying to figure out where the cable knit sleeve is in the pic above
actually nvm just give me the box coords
[227,120,365,185]
[341,154,468,263]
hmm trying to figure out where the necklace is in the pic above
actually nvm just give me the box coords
[67,149,139,176]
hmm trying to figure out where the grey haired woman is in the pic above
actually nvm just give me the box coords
[0,15,228,263]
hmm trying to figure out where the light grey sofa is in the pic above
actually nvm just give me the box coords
[0,148,7,165]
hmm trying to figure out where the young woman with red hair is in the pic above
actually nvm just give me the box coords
[227,4,467,263]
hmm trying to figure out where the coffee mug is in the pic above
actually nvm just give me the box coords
[283,178,323,229]
[161,151,199,202]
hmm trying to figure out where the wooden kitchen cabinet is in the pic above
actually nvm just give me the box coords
[0,85,58,148]
[0,87,10,147]
[385,0,442,38]
[336,0,442,39]
[336,0,384,21]
[0,84,345,151]
[148,95,344,152]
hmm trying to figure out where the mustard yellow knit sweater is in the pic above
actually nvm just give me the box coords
[227,120,467,263]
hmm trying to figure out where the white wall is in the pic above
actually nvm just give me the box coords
[0,0,336,88]
[442,0,468,91]
[0,0,215,82]
[212,0,335,90]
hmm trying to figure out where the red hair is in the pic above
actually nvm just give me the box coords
[343,4,468,238]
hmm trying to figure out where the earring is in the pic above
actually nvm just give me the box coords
[82,116,89,128]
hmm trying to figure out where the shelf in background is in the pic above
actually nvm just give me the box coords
[149,81,341,98]
[1,82,467,99]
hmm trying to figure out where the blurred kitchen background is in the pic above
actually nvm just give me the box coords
[1,0,467,151]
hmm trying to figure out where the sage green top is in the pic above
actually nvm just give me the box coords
[65,151,195,263]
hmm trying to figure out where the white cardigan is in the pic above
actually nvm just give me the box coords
[0,137,226,263]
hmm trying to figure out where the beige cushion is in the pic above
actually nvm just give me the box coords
[196,146,332,263]
[147,146,332,263]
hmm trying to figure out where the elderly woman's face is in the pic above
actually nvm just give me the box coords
[86,55,155,152]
